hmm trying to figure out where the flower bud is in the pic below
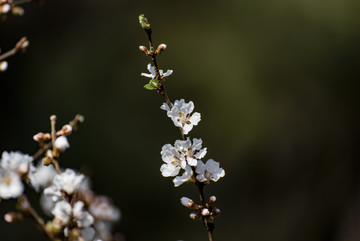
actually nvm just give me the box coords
[155,44,167,55]
[15,37,29,52]
[211,208,221,217]
[139,14,151,32]
[206,195,216,207]
[55,136,70,152]
[0,61,8,72]
[180,197,199,209]
[4,212,24,223]
[139,45,150,55]
[0,4,10,14]
[11,6,24,16]
[42,156,52,166]
[189,212,202,220]
[201,208,210,216]
[56,124,73,136]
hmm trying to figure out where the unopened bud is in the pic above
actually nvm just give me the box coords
[54,136,70,152]
[15,37,29,52]
[139,45,151,55]
[11,6,24,16]
[139,14,151,32]
[42,156,52,166]
[4,212,23,223]
[0,61,8,72]
[206,196,216,207]
[180,197,198,209]
[211,208,221,217]
[57,124,73,136]
[189,213,202,220]
[0,4,10,14]
[33,132,51,142]
[201,208,210,216]
[155,44,167,55]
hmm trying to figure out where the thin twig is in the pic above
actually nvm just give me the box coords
[141,18,214,241]
[18,195,56,241]
[0,37,28,61]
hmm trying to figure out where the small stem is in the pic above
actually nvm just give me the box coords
[18,195,55,241]
[0,37,27,61]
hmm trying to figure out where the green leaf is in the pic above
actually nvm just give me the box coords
[144,83,156,90]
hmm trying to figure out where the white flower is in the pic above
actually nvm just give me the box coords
[0,169,24,199]
[53,169,84,195]
[174,138,207,166]
[173,165,193,187]
[160,144,185,177]
[141,63,173,79]
[55,136,70,152]
[1,151,33,175]
[51,200,94,228]
[195,159,225,184]
[89,196,121,222]
[44,169,85,201]
[160,99,201,135]
[28,162,57,191]
[52,200,72,225]
[73,201,94,228]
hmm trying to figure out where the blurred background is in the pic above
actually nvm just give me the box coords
[0,0,359,240]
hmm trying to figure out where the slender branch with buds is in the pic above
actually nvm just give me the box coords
[139,14,225,241]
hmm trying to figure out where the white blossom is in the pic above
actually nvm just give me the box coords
[73,201,95,228]
[141,63,173,79]
[52,200,94,228]
[174,138,207,166]
[44,169,85,201]
[160,99,201,135]
[89,196,121,222]
[195,159,225,184]
[1,151,33,175]
[28,162,57,191]
[55,136,70,152]
[52,200,72,225]
[0,169,24,199]
[173,165,193,187]
[160,144,185,177]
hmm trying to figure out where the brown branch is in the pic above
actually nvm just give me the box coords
[140,15,214,241]
[18,195,56,241]
[0,37,28,62]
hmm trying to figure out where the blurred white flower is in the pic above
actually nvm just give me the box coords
[0,61,8,72]
[195,159,225,184]
[52,200,72,225]
[1,151,33,175]
[89,196,121,222]
[141,63,173,79]
[44,169,85,201]
[161,99,201,135]
[0,169,24,199]
[55,136,70,152]
[52,200,94,228]
[28,162,57,191]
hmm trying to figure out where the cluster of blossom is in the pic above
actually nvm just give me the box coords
[0,115,121,241]
[142,65,225,187]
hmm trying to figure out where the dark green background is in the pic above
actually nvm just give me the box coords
[0,0,359,240]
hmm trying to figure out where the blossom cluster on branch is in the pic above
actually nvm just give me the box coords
[0,115,121,241]
[139,14,225,241]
